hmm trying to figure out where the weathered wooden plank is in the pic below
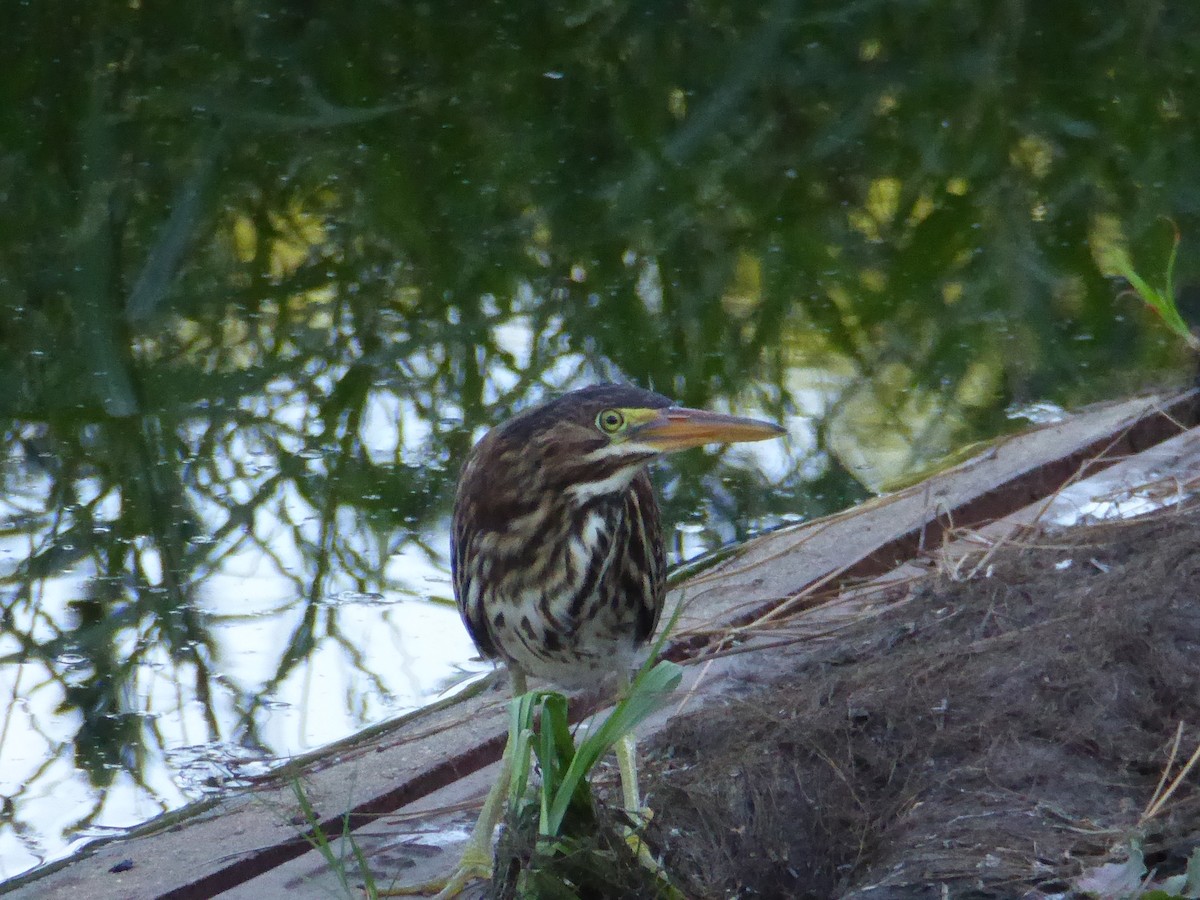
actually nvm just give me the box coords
[667,390,1197,647]
[686,419,1200,660]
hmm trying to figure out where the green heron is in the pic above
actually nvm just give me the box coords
[433,383,785,896]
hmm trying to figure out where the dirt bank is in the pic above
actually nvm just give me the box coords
[644,503,1200,898]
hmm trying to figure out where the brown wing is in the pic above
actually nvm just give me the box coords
[450,454,500,660]
[627,470,666,645]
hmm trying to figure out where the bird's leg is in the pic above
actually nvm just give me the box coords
[385,671,527,898]
[425,747,510,898]
[381,758,508,899]
[616,730,644,820]
[617,729,662,864]
[611,681,687,899]
[613,673,660,872]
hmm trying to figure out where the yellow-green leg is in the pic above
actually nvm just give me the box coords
[425,743,510,898]
[613,674,658,868]
[616,730,643,816]
[385,671,526,898]
[615,710,684,897]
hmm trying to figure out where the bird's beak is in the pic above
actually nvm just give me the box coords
[633,407,787,452]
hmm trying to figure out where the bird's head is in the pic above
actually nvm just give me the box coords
[461,384,786,511]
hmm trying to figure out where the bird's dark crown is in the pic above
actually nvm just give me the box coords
[496,383,673,444]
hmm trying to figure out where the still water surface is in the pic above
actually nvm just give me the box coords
[2,0,1198,881]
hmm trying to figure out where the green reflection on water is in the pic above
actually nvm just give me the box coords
[1,0,1198,881]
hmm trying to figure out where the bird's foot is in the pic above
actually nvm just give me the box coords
[622,804,654,855]
[620,806,686,899]
[377,844,492,898]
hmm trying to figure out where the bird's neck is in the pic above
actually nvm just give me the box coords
[562,464,641,505]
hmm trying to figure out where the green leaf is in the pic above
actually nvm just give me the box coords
[507,690,542,810]
[545,660,683,835]
[533,691,582,833]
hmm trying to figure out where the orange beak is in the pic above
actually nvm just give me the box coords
[633,407,786,453]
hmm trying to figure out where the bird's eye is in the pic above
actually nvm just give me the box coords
[596,409,625,434]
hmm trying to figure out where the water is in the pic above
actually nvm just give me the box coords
[1,0,1198,882]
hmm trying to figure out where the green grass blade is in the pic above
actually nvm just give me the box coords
[545,660,683,835]
[508,691,541,810]
[290,778,363,897]
[1165,221,1180,307]
[1112,223,1198,349]
[534,691,576,833]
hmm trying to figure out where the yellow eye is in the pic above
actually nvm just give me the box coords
[596,409,625,434]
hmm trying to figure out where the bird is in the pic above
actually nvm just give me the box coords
[431,383,786,897]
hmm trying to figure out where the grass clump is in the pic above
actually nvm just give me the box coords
[493,658,684,900]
